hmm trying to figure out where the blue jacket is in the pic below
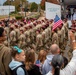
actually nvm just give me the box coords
[9,60,25,75]
[42,55,54,75]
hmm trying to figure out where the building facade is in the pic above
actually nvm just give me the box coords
[41,0,59,6]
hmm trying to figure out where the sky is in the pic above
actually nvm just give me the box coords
[28,0,41,4]
[0,0,6,5]
[0,0,41,5]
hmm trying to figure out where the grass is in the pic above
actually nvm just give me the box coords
[0,15,8,19]
[0,12,40,20]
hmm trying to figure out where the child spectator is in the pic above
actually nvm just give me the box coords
[9,46,27,75]
[25,49,42,75]
[36,50,47,74]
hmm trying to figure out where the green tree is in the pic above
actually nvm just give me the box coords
[30,2,38,12]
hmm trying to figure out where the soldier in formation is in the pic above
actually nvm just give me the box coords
[0,18,70,56]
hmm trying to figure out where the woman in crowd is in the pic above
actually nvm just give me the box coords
[46,54,64,75]
[25,49,42,75]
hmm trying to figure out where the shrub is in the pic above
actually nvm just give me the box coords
[15,16,23,20]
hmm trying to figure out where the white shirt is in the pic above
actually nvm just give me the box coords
[46,50,76,75]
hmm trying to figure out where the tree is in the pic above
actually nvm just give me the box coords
[3,0,27,11]
[30,2,38,12]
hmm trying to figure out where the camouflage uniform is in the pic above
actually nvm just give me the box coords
[57,28,63,51]
[52,31,59,46]
[18,33,25,49]
[10,29,16,46]
[36,33,43,51]
[61,25,66,50]
[15,28,20,44]
[41,31,46,49]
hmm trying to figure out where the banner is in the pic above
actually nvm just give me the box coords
[45,2,61,19]
[0,6,15,15]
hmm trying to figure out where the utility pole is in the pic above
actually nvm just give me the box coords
[25,1,28,18]
[8,0,14,20]
[8,0,14,47]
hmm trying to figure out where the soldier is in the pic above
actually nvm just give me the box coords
[61,24,66,50]
[47,25,52,45]
[52,29,59,46]
[57,26,63,51]
[45,25,51,49]
[14,24,20,44]
[36,30,43,51]
[18,27,26,50]
[72,21,76,40]
[4,27,9,47]
[9,25,16,46]
[24,26,31,49]
[29,25,34,44]
[44,27,49,43]
[24,26,29,50]
[41,27,46,49]
[63,19,69,41]
[0,27,12,75]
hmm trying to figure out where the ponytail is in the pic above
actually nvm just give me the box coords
[54,67,60,75]
[51,55,64,75]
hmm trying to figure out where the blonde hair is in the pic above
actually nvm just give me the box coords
[38,50,47,63]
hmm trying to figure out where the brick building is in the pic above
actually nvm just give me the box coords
[41,0,60,9]
[41,0,59,6]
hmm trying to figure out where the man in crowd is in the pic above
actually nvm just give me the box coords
[45,31,76,75]
[0,27,12,75]
[42,44,60,75]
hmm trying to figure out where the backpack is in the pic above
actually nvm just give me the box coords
[11,65,28,75]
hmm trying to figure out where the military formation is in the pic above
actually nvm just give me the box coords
[0,18,76,55]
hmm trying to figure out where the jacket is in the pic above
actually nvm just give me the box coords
[0,44,12,75]
[9,60,27,75]
[27,65,42,75]
[42,55,54,75]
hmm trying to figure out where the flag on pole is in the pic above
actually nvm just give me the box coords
[52,15,63,31]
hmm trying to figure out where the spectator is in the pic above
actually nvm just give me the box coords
[0,27,12,75]
[9,46,27,75]
[42,44,60,75]
[36,50,47,74]
[25,49,42,75]
[46,31,76,75]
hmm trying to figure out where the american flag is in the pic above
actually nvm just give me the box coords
[52,15,63,31]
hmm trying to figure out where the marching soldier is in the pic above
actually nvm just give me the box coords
[14,24,20,44]
[10,25,16,46]
[61,25,66,50]
[18,27,25,49]
[36,30,43,51]
[52,30,59,46]
[24,26,31,49]
[4,27,10,46]
[57,26,63,51]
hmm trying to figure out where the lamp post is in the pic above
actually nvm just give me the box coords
[25,1,28,18]
[9,0,11,20]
